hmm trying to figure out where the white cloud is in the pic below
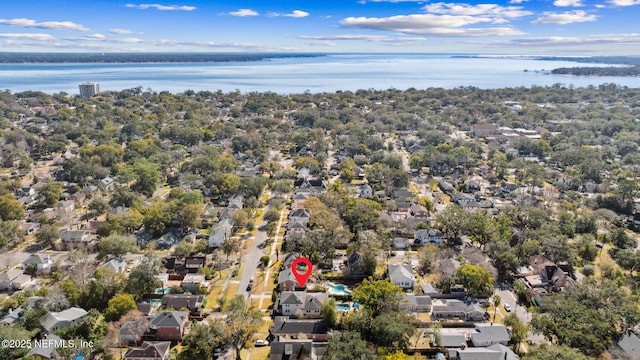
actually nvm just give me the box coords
[553,0,584,6]
[304,41,336,46]
[109,28,140,35]
[268,10,309,18]
[340,14,525,36]
[299,34,425,42]
[0,18,89,31]
[228,9,259,17]
[423,3,532,20]
[532,10,597,24]
[0,33,56,41]
[509,0,528,3]
[285,10,310,18]
[607,0,640,6]
[125,4,196,11]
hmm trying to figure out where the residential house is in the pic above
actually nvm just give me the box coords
[148,311,189,342]
[59,229,97,250]
[0,270,31,291]
[228,195,244,209]
[0,307,24,325]
[123,341,171,360]
[157,231,179,249]
[67,191,86,204]
[41,307,88,333]
[614,330,640,360]
[208,217,234,248]
[439,180,455,194]
[120,317,151,345]
[437,333,467,349]
[27,334,62,360]
[289,208,311,226]
[100,176,115,191]
[184,256,206,273]
[472,124,499,137]
[101,258,127,273]
[470,323,510,347]
[402,294,432,313]
[278,268,305,291]
[522,254,572,292]
[270,340,326,360]
[271,316,329,342]
[466,180,482,194]
[387,264,415,289]
[19,221,41,235]
[414,228,444,246]
[55,200,75,215]
[160,294,204,314]
[276,292,329,318]
[450,345,519,360]
[452,192,475,206]
[393,237,413,250]
[409,204,429,218]
[180,274,206,293]
[346,252,365,276]
[500,182,520,197]
[432,299,486,322]
[22,254,53,273]
[359,184,373,199]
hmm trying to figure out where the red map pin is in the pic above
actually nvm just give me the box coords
[291,257,313,287]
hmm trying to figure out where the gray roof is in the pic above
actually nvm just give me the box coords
[618,330,640,357]
[123,341,171,359]
[160,295,204,311]
[388,263,415,283]
[454,347,505,360]
[150,311,188,328]
[486,344,520,360]
[470,324,510,346]
[28,334,61,359]
[272,316,328,336]
[41,307,88,332]
[438,333,467,348]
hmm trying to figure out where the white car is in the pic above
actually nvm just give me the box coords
[254,340,269,347]
[503,303,511,312]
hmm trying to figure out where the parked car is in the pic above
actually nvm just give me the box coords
[254,340,269,347]
[503,303,511,312]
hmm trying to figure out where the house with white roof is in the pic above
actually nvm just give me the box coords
[41,307,88,333]
[387,263,415,289]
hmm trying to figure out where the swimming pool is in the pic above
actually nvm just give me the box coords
[335,303,350,312]
[154,286,173,294]
[327,282,351,296]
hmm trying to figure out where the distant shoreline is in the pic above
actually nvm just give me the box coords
[0,52,325,64]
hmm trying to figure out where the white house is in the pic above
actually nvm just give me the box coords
[0,270,31,291]
[387,264,415,289]
[22,254,53,272]
[276,292,329,318]
[414,228,443,246]
[208,217,234,248]
[470,323,510,347]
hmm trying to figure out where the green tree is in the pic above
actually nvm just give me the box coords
[143,202,171,237]
[523,344,590,360]
[104,293,137,322]
[322,299,337,329]
[223,295,263,360]
[35,223,59,249]
[0,194,25,221]
[343,198,382,232]
[40,181,63,206]
[323,331,374,360]
[435,204,467,244]
[455,264,494,296]
[504,313,528,352]
[173,240,194,259]
[0,324,36,359]
[179,319,225,360]
[88,197,109,216]
[370,311,416,350]
[125,254,163,300]
[132,160,161,195]
[351,278,402,316]
[99,234,138,259]
[492,294,501,323]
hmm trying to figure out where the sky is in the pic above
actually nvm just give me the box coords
[1,0,639,55]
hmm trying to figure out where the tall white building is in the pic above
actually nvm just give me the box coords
[78,82,100,97]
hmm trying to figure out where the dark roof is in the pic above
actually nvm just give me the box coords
[270,341,316,360]
[271,317,328,336]
[160,295,204,311]
[123,341,171,359]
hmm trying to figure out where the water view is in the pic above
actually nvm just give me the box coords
[1,53,637,95]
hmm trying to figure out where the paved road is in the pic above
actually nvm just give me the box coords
[237,220,268,303]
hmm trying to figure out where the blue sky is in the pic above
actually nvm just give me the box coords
[1,0,639,54]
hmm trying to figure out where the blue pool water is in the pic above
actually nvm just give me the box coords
[335,303,351,312]
[327,283,351,295]
[155,286,173,294]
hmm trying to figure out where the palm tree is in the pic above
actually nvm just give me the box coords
[492,294,501,324]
